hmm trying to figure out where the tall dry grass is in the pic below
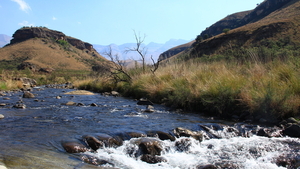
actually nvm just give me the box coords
[75,56,300,122]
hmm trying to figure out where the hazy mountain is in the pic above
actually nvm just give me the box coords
[93,39,190,63]
[0,34,12,47]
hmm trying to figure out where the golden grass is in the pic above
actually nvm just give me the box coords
[0,38,107,71]
[74,58,300,121]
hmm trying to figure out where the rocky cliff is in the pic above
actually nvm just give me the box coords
[10,27,95,52]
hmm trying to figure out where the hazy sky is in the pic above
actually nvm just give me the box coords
[0,0,263,45]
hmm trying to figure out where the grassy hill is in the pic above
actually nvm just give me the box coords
[190,0,300,58]
[160,0,300,61]
[0,27,108,72]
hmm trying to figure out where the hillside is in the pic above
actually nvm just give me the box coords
[190,0,300,57]
[0,27,108,72]
[160,0,299,61]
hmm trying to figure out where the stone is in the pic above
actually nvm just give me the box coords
[283,124,300,137]
[96,133,123,148]
[0,114,4,119]
[173,127,203,141]
[147,131,175,141]
[76,103,85,106]
[137,98,154,105]
[286,117,299,124]
[64,90,94,95]
[175,138,192,152]
[22,92,35,98]
[0,103,6,106]
[111,91,119,97]
[61,141,89,153]
[137,138,163,156]
[196,164,217,169]
[140,154,167,164]
[83,135,104,151]
[13,104,26,109]
[65,101,76,106]
[81,154,114,167]
[90,103,98,107]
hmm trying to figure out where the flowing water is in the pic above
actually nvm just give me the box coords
[0,86,299,169]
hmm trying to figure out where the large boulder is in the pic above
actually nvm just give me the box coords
[136,138,163,156]
[82,135,104,151]
[96,133,123,147]
[61,141,89,153]
[283,124,300,138]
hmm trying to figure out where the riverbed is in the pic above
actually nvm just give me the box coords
[0,86,299,169]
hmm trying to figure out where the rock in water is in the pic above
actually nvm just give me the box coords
[137,98,153,105]
[61,141,89,153]
[0,114,4,119]
[283,124,300,138]
[22,91,35,98]
[64,90,94,95]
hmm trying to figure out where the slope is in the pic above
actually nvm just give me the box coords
[0,27,108,72]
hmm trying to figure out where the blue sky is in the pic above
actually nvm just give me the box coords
[0,0,263,45]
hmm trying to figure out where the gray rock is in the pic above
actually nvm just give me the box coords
[111,91,119,97]
[283,124,300,137]
[137,98,153,105]
[90,103,98,107]
[13,104,26,109]
[65,101,76,106]
[23,92,35,98]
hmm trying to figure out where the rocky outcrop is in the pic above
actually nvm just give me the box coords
[10,27,65,44]
[10,27,95,52]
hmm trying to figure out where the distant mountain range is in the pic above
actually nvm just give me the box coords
[93,39,190,63]
[0,34,12,47]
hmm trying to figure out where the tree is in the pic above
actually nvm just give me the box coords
[125,30,148,73]
[102,45,132,83]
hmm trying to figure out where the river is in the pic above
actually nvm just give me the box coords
[0,86,299,169]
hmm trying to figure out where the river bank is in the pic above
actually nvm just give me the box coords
[0,85,299,168]
[74,57,300,125]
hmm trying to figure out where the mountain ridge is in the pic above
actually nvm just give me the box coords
[159,0,299,61]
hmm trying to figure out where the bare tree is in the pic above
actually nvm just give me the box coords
[125,30,148,73]
[103,45,132,83]
[150,55,160,74]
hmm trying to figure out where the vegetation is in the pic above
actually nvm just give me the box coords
[73,39,300,122]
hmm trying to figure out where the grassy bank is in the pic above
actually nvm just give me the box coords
[0,69,91,90]
[75,49,300,122]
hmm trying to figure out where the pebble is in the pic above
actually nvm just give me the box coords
[0,114,4,119]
